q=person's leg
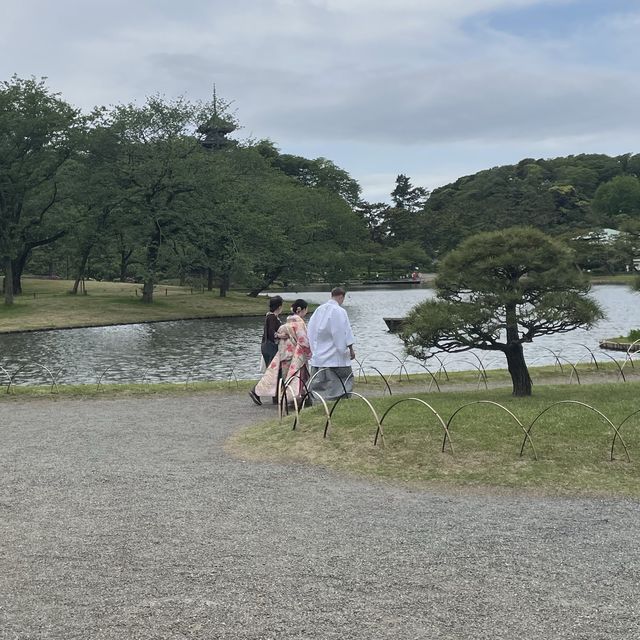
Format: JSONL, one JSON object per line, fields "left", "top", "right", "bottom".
{"left": 261, "top": 341, "right": 278, "bottom": 367}
{"left": 327, "top": 366, "right": 353, "bottom": 399}
{"left": 308, "top": 367, "right": 329, "bottom": 401}
{"left": 273, "top": 365, "right": 282, "bottom": 404}
{"left": 248, "top": 387, "right": 262, "bottom": 405}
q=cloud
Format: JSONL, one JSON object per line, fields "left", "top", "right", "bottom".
{"left": 269, "top": 61, "right": 640, "bottom": 145}
{"left": 2, "top": 0, "right": 639, "bottom": 201}
{"left": 111, "top": 2, "right": 640, "bottom": 149}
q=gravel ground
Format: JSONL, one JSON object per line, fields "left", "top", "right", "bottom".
{"left": 1, "top": 392, "right": 639, "bottom": 640}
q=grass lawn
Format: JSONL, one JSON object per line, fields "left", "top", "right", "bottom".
{"left": 589, "top": 273, "right": 638, "bottom": 285}
{"left": 0, "top": 379, "right": 245, "bottom": 399}
{"left": 0, "top": 278, "right": 270, "bottom": 332}
{"left": 229, "top": 381, "right": 640, "bottom": 498}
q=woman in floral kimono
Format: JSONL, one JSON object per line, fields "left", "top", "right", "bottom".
{"left": 250, "top": 299, "right": 311, "bottom": 406}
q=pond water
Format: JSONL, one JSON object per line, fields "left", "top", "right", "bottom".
{"left": 1, "top": 284, "right": 637, "bottom": 386}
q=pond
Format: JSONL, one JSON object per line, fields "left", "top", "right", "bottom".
{"left": 1, "top": 285, "right": 637, "bottom": 386}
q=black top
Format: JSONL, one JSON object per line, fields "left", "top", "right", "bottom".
{"left": 261, "top": 312, "right": 282, "bottom": 345}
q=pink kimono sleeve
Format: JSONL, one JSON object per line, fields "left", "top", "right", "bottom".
{"left": 296, "top": 323, "right": 312, "bottom": 357}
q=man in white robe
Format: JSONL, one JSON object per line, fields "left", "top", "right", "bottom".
{"left": 307, "top": 287, "right": 356, "bottom": 400}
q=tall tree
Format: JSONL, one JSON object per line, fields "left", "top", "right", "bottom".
{"left": 0, "top": 76, "right": 79, "bottom": 303}
{"left": 391, "top": 174, "right": 429, "bottom": 212}
{"left": 401, "top": 228, "right": 604, "bottom": 396}
{"left": 188, "top": 148, "right": 253, "bottom": 296}
{"left": 105, "top": 96, "right": 208, "bottom": 303}
{"left": 355, "top": 201, "right": 391, "bottom": 244}
{"left": 229, "top": 142, "right": 369, "bottom": 295}
{"left": 386, "top": 174, "right": 430, "bottom": 244}
{"left": 61, "top": 111, "right": 126, "bottom": 293}
{"left": 245, "top": 169, "right": 368, "bottom": 296}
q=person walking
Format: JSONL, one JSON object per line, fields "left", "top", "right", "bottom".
{"left": 260, "top": 295, "right": 283, "bottom": 368}
{"left": 249, "top": 295, "right": 283, "bottom": 406}
{"left": 306, "top": 287, "right": 355, "bottom": 400}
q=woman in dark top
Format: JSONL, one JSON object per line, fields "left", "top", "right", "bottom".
{"left": 249, "top": 295, "right": 283, "bottom": 405}
{"left": 261, "top": 295, "right": 283, "bottom": 367}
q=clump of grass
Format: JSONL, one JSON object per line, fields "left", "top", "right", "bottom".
{"left": 605, "top": 328, "right": 640, "bottom": 344}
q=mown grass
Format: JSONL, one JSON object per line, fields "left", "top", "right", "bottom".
{"left": 0, "top": 379, "right": 249, "bottom": 401}
{"left": 589, "top": 273, "right": 637, "bottom": 285}
{"left": 364, "top": 359, "right": 636, "bottom": 390}
{"left": 229, "top": 381, "right": 640, "bottom": 498}
{"left": 0, "top": 279, "right": 269, "bottom": 332}
{"left": 1, "top": 360, "right": 634, "bottom": 400}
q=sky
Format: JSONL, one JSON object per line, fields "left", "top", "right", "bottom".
{"left": 2, "top": 0, "right": 639, "bottom": 202}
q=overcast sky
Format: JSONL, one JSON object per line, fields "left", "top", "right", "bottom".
{"left": 2, "top": 0, "right": 639, "bottom": 201}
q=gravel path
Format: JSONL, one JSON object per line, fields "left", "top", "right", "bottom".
{"left": 1, "top": 393, "right": 639, "bottom": 639}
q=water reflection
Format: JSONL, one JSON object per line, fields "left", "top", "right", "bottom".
{"left": 1, "top": 285, "right": 637, "bottom": 385}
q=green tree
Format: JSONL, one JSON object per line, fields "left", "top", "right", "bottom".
{"left": 380, "top": 241, "right": 430, "bottom": 278}
{"left": 592, "top": 175, "right": 640, "bottom": 222}
{"left": 104, "top": 96, "right": 207, "bottom": 303}
{"left": 386, "top": 174, "right": 429, "bottom": 244}
{"left": 421, "top": 153, "right": 640, "bottom": 256}
{"left": 189, "top": 147, "right": 265, "bottom": 296}
{"left": 391, "top": 174, "right": 429, "bottom": 212}
{"left": 245, "top": 171, "right": 367, "bottom": 295}
{"left": 0, "top": 76, "right": 79, "bottom": 303}
{"left": 229, "top": 142, "right": 369, "bottom": 295}
{"left": 60, "top": 111, "right": 127, "bottom": 293}
{"left": 401, "top": 228, "right": 604, "bottom": 396}
{"left": 355, "top": 201, "right": 390, "bottom": 244}
{"left": 266, "top": 148, "right": 361, "bottom": 208}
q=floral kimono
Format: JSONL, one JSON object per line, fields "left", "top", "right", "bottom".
{"left": 255, "top": 314, "right": 311, "bottom": 402}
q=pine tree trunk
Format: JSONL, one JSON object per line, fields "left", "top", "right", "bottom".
{"left": 71, "top": 247, "right": 92, "bottom": 295}
{"left": 119, "top": 248, "right": 133, "bottom": 282}
{"left": 248, "top": 268, "right": 283, "bottom": 297}
{"left": 502, "top": 301, "right": 531, "bottom": 396}
{"left": 11, "top": 254, "right": 26, "bottom": 295}
{"left": 142, "top": 228, "right": 160, "bottom": 304}
{"left": 219, "top": 272, "right": 230, "bottom": 298}
{"left": 504, "top": 343, "right": 532, "bottom": 397}
{"left": 4, "top": 258, "right": 14, "bottom": 306}
{"left": 142, "top": 278, "right": 154, "bottom": 304}
{"left": 207, "top": 268, "right": 214, "bottom": 292}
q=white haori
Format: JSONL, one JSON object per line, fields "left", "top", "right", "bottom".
{"left": 307, "top": 299, "right": 355, "bottom": 368}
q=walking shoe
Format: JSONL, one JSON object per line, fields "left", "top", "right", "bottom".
{"left": 248, "top": 388, "right": 262, "bottom": 406}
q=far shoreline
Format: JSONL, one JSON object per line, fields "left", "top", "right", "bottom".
{"left": 0, "top": 312, "right": 269, "bottom": 336}
{"left": 0, "top": 274, "right": 633, "bottom": 335}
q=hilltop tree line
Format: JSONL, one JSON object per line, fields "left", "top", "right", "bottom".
{"left": 2, "top": 75, "right": 640, "bottom": 307}
{"left": 422, "top": 154, "right": 640, "bottom": 269}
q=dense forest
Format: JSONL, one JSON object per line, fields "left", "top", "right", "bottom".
{"left": 2, "top": 75, "right": 639, "bottom": 306}
{"left": 354, "top": 154, "right": 640, "bottom": 276}
{"left": 421, "top": 154, "right": 640, "bottom": 268}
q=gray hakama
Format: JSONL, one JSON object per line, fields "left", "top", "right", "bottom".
{"left": 309, "top": 366, "right": 354, "bottom": 401}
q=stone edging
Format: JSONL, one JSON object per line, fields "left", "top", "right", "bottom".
{"left": 599, "top": 340, "right": 640, "bottom": 352}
